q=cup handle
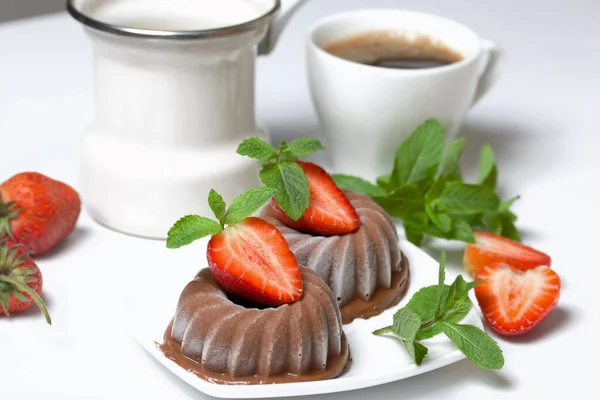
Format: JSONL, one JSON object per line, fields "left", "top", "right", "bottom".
{"left": 258, "top": 0, "right": 308, "bottom": 55}
{"left": 472, "top": 39, "right": 504, "bottom": 105}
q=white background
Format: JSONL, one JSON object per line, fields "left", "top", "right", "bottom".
{"left": 0, "top": 0, "right": 597, "bottom": 398}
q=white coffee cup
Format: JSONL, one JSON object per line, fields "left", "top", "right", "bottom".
{"left": 307, "top": 9, "right": 503, "bottom": 180}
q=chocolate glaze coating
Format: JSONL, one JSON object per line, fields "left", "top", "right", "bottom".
{"left": 260, "top": 191, "right": 409, "bottom": 323}
{"left": 160, "top": 267, "right": 350, "bottom": 384}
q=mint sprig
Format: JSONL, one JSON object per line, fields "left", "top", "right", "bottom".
{"left": 374, "top": 250, "right": 504, "bottom": 370}
{"left": 331, "top": 119, "right": 521, "bottom": 246}
{"left": 166, "top": 187, "right": 276, "bottom": 249}
{"left": 237, "top": 137, "right": 325, "bottom": 221}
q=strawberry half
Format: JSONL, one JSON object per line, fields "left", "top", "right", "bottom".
{"left": 207, "top": 217, "right": 303, "bottom": 306}
{"left": 475, "top": 264, "right": 560, "bottom": 336}
{"left": 464, "top": 232, "right": 551, "bottom": 277}
{"left": 271, "top": 162, "right": 360, "bottom": 236}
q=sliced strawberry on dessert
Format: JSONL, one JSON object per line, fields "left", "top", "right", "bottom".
{"left": 271, "top": 162, "right": 360, "bottom": 236}
{"left": 475, "top": 263, "right": 560, "bottom": 336}
{"left": 207, "top": 217, "right": 303, "bottom": 306}
{"left": 464, "top": 232, "right": 551, "bottom": 277}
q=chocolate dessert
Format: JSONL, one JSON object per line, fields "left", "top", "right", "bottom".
{"left": 160, "top": 267, "right": 350, "bottom": 385}
{"left": 261, "top": 191, "right": 410, "bottom": 324}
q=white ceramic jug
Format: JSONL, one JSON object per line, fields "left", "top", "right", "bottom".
{"left": 68, "top": 0, "right": 307, "bottom": 239}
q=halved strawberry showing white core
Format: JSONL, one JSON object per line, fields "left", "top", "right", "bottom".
{"left": 475, "top": 263, "right": 560, "bottom": 336}
{"left": 207, "top": 217, "right": 303, "bottom": 306}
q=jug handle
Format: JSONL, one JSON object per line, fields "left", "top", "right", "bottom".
{"left": 258, "top": 0, "right": 308, "bottom": 55}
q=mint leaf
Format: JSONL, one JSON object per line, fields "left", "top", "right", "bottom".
{"left": 442, "top": 275, "right": 479, "bottom": 323}
{"left": 499, "top": 196, "right": 520, "bottom": 213}
{"left": 438, "top": 322, "right": 504, "bottom": 370}
{"left": 453, "top": 219, "right": 476, "bottom": 243}
{"left": 376, "top": 174, "right": 393, "bottom": 192}
{"left": 478, "top": 145, "right": 497, "bottom": 189}
{"left": 435, "top": 250, "right": 447, "bottom": 317}
{"left": 331, "top": 174, "right": 385, "bottom": 197}
{"left": 391, "top": 119, "right": 445, "bottom": 187}
{"left": 281, "top": 138, "right": 325, "bottom": 158}
{"left": 166, "top": 216, "right": 223, "bottom": 249}
{"left": 208, "top": 189, "right": 226, "bottom": 225}
{"left": 374, "top": 308, "right": 426, "bottom": 366}
{"left": 404, "top": 228, "right": 424, "bottom": 247}
{"left": 481, "top": 213, "right": 502, "bottom": 235}
{"left": 413, "top": 342, "right": 429, "bottom": 366}
{"left": 391, "top": 308, "right": 422, "bottom": 341}
{"left": 425, "top": 178, "right": 447, "bottom": 203}
{"left": 237, "top": 137, "right": 278, "bottom": 164}
{"left": 438, "top": 137, "right": 467, "bottom": 180}
{"left": 406, "top": 285, "right": 440, "bottom": 321}
{"left": 426, "top": 205, "right": 452, "bottom": 233}
{"left": 444, "top": 275, "right": 470, "bottom": 309}
{"left": 223, "top": 188, "right": 276, "bottom": 225}
{"left": 434, "top": 182, "right": 500, "bottom": 215}
{"left": 500, "top": 214, "right": 521, "bottom": 241}
{"left": 260, "top": 162, "right": 309, "bottom": 221}
{"left": 373, "top": 185, "right": 423, "bottom": 220}
{"left": 403, "top": 282, "right": 473, "bottom": 340}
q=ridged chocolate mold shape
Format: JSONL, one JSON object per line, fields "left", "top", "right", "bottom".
{"left": 261, "top": 191, "right": 410, "bottom": 324}
{"left": 160, "top": 267, "right": 350, "bottom": 384}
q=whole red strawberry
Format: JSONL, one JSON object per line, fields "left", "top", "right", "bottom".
{"left": 0, "top": 172, "right": 81, "bottom": 255}
{"left": 0, "top": 239, "right": 51, "bottom": 324}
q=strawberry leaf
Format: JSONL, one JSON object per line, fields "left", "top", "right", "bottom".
{"left": 166, "top": 216, "right": 223, "bottom": 249}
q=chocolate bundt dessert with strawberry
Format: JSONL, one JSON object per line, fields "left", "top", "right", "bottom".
{"left": 261, "top": 162, "right": 410, "bottom": 324}
{"left": 162, "top": 191, "right": 350, "bottom": 384}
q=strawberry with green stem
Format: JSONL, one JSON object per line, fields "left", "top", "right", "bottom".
{"left": 0, "top": 239, "right": 51, "bottom": 324}
{"left": 0, "top": 172, "right": 81, "bottom": 255}
{"left": 167, "top": 187, "right": 304, "bottom": 306}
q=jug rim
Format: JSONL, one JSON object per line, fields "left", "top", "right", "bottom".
{"left": 67, "top": 0, "right": 281, "bottom": 40}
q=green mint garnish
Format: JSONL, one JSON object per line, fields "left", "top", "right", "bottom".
{"left": 478, "top": 144, "right": 498, "bottom": 189}
{"left": 166, "top": 187, "right": 276, "bottom": 249}
{"left": 332, "top": 119, "right": 521, "bottom": 245}
{"left": 237, "top": 137, "right": 324, "bottom": 221}
{"left": 391, "top": 119, "right": 445, "bottom": 188}
{"left": 438, "top": 322, "right": 504, "bottom": 370}
{"left": 438, "top": 137, "right": 467, "bottom": 180}
{"left": 222, "top": 187, "right": 277, "bottom": 225}
{"left": 208, "top": 189, "right": 226, "bottom": 224}
{"left": 373, "top": 250, "right": 504, "bottom": 370}
{"left": 166, "top": 216, "right": 223, "bottom": 249}
{"left": 332, "top": 174, "right": 385, "bottom": 197}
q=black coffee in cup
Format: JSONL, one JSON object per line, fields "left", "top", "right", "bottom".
{"left": 323, "top": 30, "right": 463, "bottom": 69}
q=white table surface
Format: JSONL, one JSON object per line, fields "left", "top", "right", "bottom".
{"left": 0, "top": 0, "right": 597, "bottom": 399}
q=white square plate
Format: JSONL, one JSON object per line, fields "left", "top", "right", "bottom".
{"left": 124, "top": 238, "right": 483, "bottom": 398}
